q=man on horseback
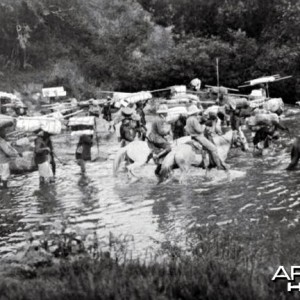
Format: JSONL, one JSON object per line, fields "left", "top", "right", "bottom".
{"left": 148, "top": 104, "right": 172, "bottom": 175}
{"left": 185, "top": 105, "right": 229, "bottom": 171}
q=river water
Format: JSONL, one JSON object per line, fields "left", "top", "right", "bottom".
{"left": 1, "top": 107, "right": 300, "bottom": 257}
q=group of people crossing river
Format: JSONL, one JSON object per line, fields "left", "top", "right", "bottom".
{"left": 112, "top": 80, "right": 293, "bottom": 183}
{"left": 0, "top": 77, "right": 297, "bottom": 189}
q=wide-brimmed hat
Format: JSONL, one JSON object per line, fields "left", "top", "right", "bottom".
{"left": 156, "top": 104, "right": 168, "bottom": 114}
{"left": 187, "top": 104, "right": 201, "bottom": 116}
{"left": 122, "top": 107, "right": 134, "bottom": 116}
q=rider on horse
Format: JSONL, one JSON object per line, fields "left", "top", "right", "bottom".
{"left": 148, "top": 104, "right": 172, "bottom": 175}
{"left": 185, "top": 105, "right": 229, "bottom": 171}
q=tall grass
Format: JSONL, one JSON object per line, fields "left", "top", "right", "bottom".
{"left": 1, "top": 220, "right": 300, "bottom": 300}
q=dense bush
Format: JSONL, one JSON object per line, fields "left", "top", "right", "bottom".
{"left": 0, "top": 0, "right": 299, "bottom": 102}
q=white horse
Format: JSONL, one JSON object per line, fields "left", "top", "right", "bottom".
{"left": 113, "top": 128, "right": 248, "bottom": 182}
{"left": 113, "top": 137, "right": 190, "bottom": 179}
{"left": 158, "top": 129, "right": 247, "bottom": 183}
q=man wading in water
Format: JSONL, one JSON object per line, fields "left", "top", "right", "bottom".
{"left": 119, "top": 107, "right": 137, "bottom": 147}
{"left": 34, "top": 129, "right": 55, "bottom": 184}
{"left": 0, "top": 128, "right": 18, "bottom": 189}
{"left": 76, "top": 134, "right": 93, "bottom": 174}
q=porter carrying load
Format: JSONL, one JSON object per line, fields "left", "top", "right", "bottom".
{"left": 246, "top": 113, "right": 280, "bottom": 128}
{"left": 116, "top": 91, "right": 152, "bottom": 108}
{"left": 16, "top": 116, "right": 62, "bottom": 135}
{"left": 166, "top": 107, "right": 188, "bottom": 123}
{"left": 68, "top": 116, "right": 95, "bottom": 136}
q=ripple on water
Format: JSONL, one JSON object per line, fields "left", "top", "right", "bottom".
{"left": 1, "top": 114, "right": 300, "bottom": 256}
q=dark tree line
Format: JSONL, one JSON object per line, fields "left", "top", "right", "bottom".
{"left": 0, "top": 0, "right": 299, "bottom": 102}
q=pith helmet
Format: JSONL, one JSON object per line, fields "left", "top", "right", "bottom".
{"left": 187, "top": 104, "right": 201, "bottom": 116}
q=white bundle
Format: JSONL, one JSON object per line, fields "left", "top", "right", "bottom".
{"left": 168, "top": 98, "right": 190, "bottom": 104}
{"left": 227, "top": 97, "right": 249, "bottom": 109}
{"left": 0, "top": 92, "right": 19, "bottom": 101}
{"left": 250, "top": 76, "right": 276, "bottom": 86}
{"left": 0, "top": 114, "right": 14, "bottom": 129}
{"left": 68, "top": 116, "right": 95, "bottom": 127}
{"left": 170, "top": 85, "right": 187, "bottom": 94}
{"left": 204, "top": 105, "right": 219, "bottom": 116}
{"left": 16, "top": 118, "right": 40, "bottom": 132}
{"left": 210, "top": 86, "right": 228, "bottom": 95}
{"left": 250, "top": 89, "right": 264, "bottom": 98}
{"left": 126, "top": 91, "right": 152, "bottom": 104}
{"left": 186, "top": 94, "right": 199, "bottom": 101}
{"left": 247, "top": 113, "right": 279, "bottom": 127}
{"left": 190, "top": 78, "right": 201, "bottom": 90}
{"left": 166, "top": 106, "right": 187, "bottom": 123}
{"left": 15, "top": 137, "right": 31, "bottom": 147}
{"left": 114, "top": 91, "right": 152, "bottom": 107}
{"left": 249, "top": 98, "right": 266, "bottom": 108}
{"left": 113, "top": 92, "right": 132, "bottom": 102}
{"left": 92, "top": 99, "right": 106, "bottom": 106}
{"left": 263, "top": 98, "right": 284, "bottom": 113}
{"left": 49, "top": 111, "right": 64, "bottom": 120}
{"left": 16, "top": 117, "right": 62, "bottom": 134}
{"left": 40, "top": 119, "right": 62, "bottom": 134}
{"left": 253, "top": 108, "right": 269, "bottom": 115}
{"left": 71, "top": 130, "right": 94, "bottom": 136}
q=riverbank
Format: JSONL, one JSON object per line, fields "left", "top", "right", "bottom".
{"left": 0, "top": 222, "right": 298, "bottom": 300}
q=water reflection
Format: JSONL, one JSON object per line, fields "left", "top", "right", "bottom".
{"left": 33, "top": 184, "right": 59, "bottom": 215}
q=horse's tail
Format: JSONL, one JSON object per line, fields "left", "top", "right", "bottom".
{"left": 158, "top": 151, "right": 176, "bottom": 182}
{"left": 113, "top": 147, "right": 127, "bottom": 176}
{"left": 287, "top": 138, "right": 300, "bottom": 171}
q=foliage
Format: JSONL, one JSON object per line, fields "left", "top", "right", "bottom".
{"left": 0, "top": 0, "right": 299, "bottom": 102}
{"left": 1, "top": 220, "right": 300, "bottom": 299}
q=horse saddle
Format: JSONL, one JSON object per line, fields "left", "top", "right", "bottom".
{"left": 186, "top": 138, "right": 212, "bottom": 168}
{"left": 185, "top": 139, "right": 203, "bottom": 155}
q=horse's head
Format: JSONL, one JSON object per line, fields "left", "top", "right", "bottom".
{"left": 232, "top": 129, "right": 249, "bottom": 152}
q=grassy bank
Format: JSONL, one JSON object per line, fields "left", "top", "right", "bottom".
{"left": 1, "top": 221, "right": 300, "bottom": 300}
{"left": 0, "top": 255, "right": 284, "bottom": 300}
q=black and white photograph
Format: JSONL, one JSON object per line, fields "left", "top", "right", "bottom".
{"left": 0, "top": 0, "right": 300, "bottom": 299}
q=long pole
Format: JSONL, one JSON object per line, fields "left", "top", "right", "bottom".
{"left": 216, "top": 58, "right": 220, "bottom": 88}
{"left": 94, "top": 118, "right": 100, "bottom": 157}
{"left": 266, "top": 83, "right": 270, "bottom": 98}
{"left": 216, "top": 58, "right": 220, "bottom": 101}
